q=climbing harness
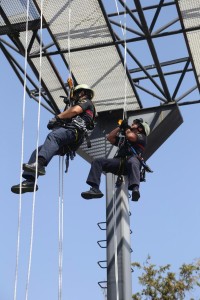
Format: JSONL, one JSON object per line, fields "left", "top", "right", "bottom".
{"left": 128, "top": 143, "right": 153, "bottom": 173}
{"left": 114, "top": 132, "right": 153, "bottom": 187}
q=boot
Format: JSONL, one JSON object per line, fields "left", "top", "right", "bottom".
{"left": 23, "top": 162, "right": 46, "bottom": 176}
{"left": 132, "top": 186, "right": 140, "bottom": 201}
{"left": 81, "top": 187, "right": 104, "bottom": 200}
{"left": 11, "top": 180, "right": 38, "bottom": 194}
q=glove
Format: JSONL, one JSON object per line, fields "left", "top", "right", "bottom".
{"left": 119, "top": 119, "right": 131, "bottom": 131}
{"left": 47, "top": 116, "right": 61, "bottom": 130}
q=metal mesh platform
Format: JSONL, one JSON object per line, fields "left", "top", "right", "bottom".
{"left": 177, "top": 0, "right": 200, "bottom": 89}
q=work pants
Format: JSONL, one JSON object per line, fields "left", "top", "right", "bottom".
{"left": 23, "top": 127, "right": 78, "bottom": 180}
{"left": 86, "top": 156, "right": 141, "bottom": 190}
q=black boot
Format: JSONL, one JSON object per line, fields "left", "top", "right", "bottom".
{"left": 11, "top": 180, "right": 38, "bottom": 194}
{"left": 131, "top": 186, "right": 140, "bottom": 201}
{"left": 23, "top": 162, "right": 46, "bottom": 176}
{"left": 81, "top": 187, "right": 104, "bottom": 200}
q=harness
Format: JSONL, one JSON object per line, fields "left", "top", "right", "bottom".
{"left": 115, "top": 135, "right": 153, "bottom": 187}
{"left": 57, "top": 92, "right": 95, "bottom": 172}
{"left": 57, "top": 120, "right": 91, "bottom": 172}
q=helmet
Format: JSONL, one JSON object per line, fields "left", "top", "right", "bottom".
{"left": 133, "top": 118, "right": 150, "bottom": 136}
{"left": 73, "top": 84, "right": 94, "bottom": 99}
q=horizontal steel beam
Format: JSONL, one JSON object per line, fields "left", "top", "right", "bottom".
{"left": 29, "top": 26, "right": 200, "bottom": 58}
{"left": 0, "top": 19, "right": 46, "bottom": 36}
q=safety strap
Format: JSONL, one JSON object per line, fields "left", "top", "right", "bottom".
{"left": 127, "top": 143, "right": 153, "bottom": 173}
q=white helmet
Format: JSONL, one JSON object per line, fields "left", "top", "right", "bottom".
{"left": 73, "top": 84, "right": 94, "bottom": 99}
{"left": 141, "top": 121, "right": 150, "bottom": 136}
{"left": 133, "top": 118, "right": 150, "bottom": 136}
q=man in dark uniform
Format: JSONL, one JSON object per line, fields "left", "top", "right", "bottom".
{"left": 81, "top": 118, "right": 150, "bottom": 201}
{"left": 11, "top": 84, "right": 96, "bottom": 194}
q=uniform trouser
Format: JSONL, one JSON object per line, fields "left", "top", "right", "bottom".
{"left": 23, "top": 127, "right": 78, "bottom": 181}
{"left": 86, "top": 156, "right": 141, "bottom": 191}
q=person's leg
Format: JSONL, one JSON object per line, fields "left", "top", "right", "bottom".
{"left": 81, "top": 158, "right": 121, "bottom": 199}
{"left": 126, "top": 156, "right": 141, "bottom": 201}
{"left": 11, "top": 146, "right": 44, "bottom": 194}
{"left": 11, "top": 128, "right": 77, "bottom": 194}
{"left": 23, "top": 128, "right": 76, "bottom": 175}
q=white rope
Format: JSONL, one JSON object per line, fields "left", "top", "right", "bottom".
{"left": 58, "top": 156, "right": 64, "bottom": 300}
{"left": 123, "top": 0, "right": 127, "bottom": 119}
{"left": 113, "top": 0, "right": 128, "bottom": 119}
{"left": 25, "top": 1, "right": 43, "bottom": 299}
{"left": 67, "top": 1, "right": 72, "bottom": 78}
{"left": 14, "top": 1, "right": 30, "bottom": 299}
{"left": 112, "top": 174, "right": 119, "bottom": 300}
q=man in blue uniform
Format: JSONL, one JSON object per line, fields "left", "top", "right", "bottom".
{"left": 81, "top": 118, "right": 150, "bottom": 201}
{"left": 11, "top": 84, "right": 96, "bottom": 194}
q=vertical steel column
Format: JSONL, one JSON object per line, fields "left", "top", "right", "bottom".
{"left": 106, "top": 173, "right": 132, "bottom": 300}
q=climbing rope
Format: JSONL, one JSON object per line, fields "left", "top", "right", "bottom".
{"left": 109, "top": 2, "right": 128, "bottom": 299}
{"left": 112, "top": 174, "right": 119, "bottom": 300}
{"left": 113, "top": 0, "right": 128, "bottom": 119}
{"left": 58, "top": 156, "right": 65, "bottom": 300}
{"left": 67, "top": 1, "right": 72, "bottom": 79}
{"left": 25, "top": 1, "right": 44, "bottom": 299}
{"left": 13, "top": 1, "right": 30, "bottom": 299}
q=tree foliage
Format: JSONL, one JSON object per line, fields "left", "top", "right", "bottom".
{"left": 132, "top": 256, "right": 200, "bottom": 300}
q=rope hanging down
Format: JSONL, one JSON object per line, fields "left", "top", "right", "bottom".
{"left": 112, "top": 174, "right": 120, "bottom": 300}
{"left": 58, "top": 3, "right": 72, "bottom": 299}
{"left": 114, "top": 0, "right": 128, "bottom": 119}
{"left": 14, "top": 0, "right": 30, "bottom": 299}
{"left": 58, "top": 156, "right": 65, "bottom": 300}
{"left": 67, "top": 1, "right": 72, "bottom": 79}
{"left": 109, "top": 3, "right": 128, "bottom": 300}
{"left": 25, "top": 1, "right": 44, "bottom": 299}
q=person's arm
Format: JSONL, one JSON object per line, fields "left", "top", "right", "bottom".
{"left": 107, "top": 127, "right": 120, "bottom": 145}
{"left": 125, "top": 128, "right": 138, "bottom": 143}
{"left": 57, "top": 105, "right": 83, "bottom": 119}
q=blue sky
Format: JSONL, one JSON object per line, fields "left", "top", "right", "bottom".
{"left": 1, "top": 51, "right": 200, "bottom": 300}
{"left": 1, "top": 1, "right": 200, "bottom": 300}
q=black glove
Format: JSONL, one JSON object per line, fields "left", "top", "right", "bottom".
{"left": 119, "top": 119, "right": 131, "bottom": 131}
{"left": 47, "top": 116, "right": 61, "bottom": 130}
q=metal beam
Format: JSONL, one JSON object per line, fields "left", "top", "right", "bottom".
{"left": 106, "top": 175, "right": 132, "bottom": 300}
{"left": 0, "top": 19, "right": 46, "bottom": 36}
{"left": 149, "top": 0, "right": 165, "bottom": 33}
{"left": 129, "top": 57, "right": 190, "bottom": 74}
{"left": 132, "top": 68, "right": 193, "bottom": 82}
{"left": 107, "top": 1, "right": 176, "bottom": 17}
{"left": 133, "top": 0, "right": 172, "bottom": 101}
{"left": 28, "top": 25, "right": 200, "bottom": 58}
